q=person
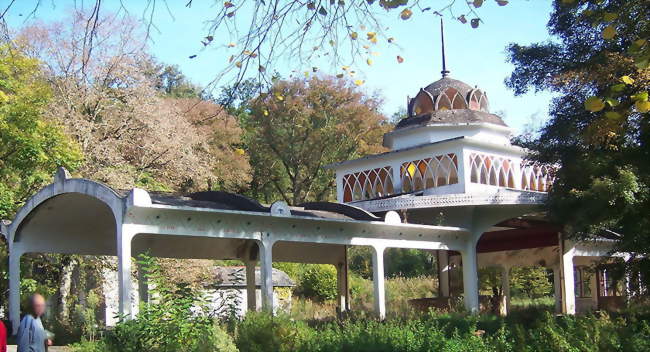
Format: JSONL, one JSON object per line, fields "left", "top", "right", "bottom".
{"left": 16, "top": 294, "right": 52, "bottom": 352}
{"left": 0, "top": 318, "right": 7, "bottom": 352}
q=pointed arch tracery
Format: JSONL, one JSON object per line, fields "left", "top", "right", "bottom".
{"left": 342, "top": 166, "right": 394, "bottom": 202}
{"left": 400, "top": 153, "right": 459, "bottom": 193}
{"left": 469, "top": 153, "right": 516, "bottom": 188}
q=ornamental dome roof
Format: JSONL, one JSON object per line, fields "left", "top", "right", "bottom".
{"left": 401, "top": 76, "right": 506, "bottom": 130}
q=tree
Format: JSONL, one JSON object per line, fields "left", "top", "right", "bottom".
{"left": 17, "top": 11, "right": 250, "bottom": 192}
{"left": 1, "top": 1, "right": 502, "bottom": 88}
{"left": 0, "top": 44, "right": 81, "bottom": 219}
{"left": 0, "top": 43, "right": 82, "bottom": 313}
{"left": 506, "top": 0, "right": 650, "bottom": 268}
{"left": 245, "top": 76, "right": 390, "bottom": 204}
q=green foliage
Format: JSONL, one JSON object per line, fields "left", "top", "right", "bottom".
{"left": 506, "top": 0, "right": 650, "bottom": 270}
{"left": 235, "top": 312, "right": 313, "bottom": 352}
{"left": 349, "top": 247, "right": 435, "bottom": 279}
{"left": 77, "top": 253, "right": 237, "bottom": 352}
{"left": 298, "top": 265, "right": 338, "bottom": 301}
{"left": 0, "top": 43, "right": 82, "bottom": 219}
{"left": 510, "top": 267, "right": 553, "bottom": 299}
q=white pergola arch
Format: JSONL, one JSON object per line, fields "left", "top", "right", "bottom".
{"left": 0, "top": 168, "right": 472, "bottom": 333}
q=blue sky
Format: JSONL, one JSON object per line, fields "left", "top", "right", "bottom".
{"left": 6, "top": 0, "right": 555, "bottom": 133}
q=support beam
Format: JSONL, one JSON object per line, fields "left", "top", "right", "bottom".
{"left": 461, "top": 243, "right": 480, "bottom": 314}
{"left": 553, "top": 267, "right": 562, "bottom": 313}
{"left": 259, "top": 240, "right": 274, "bottom": 312}
{"left": 589, "top": 268, "right": 599, "bottom": 310}
{"left": 117, "top": 227, "right": 134, "bottom": 319}
{"left": 9, "top": 249, "right": 21, "bottom": 335}
{"left": 372, "top": 246, "right": 386, "bottom": 319}
{"left": 245, "top": 259, "right": 257, "bottom": 312}
{"left": 437, "top": 250, "right": 450, "bottom": 297}
{"left": 499, "top": 266, "right": 510, "bottom": 316}
{"left": 336, "top": 260, "right": 349, "bottom": 316}
{"left": 560, "top": 242, "right": 576, "bottom": 315}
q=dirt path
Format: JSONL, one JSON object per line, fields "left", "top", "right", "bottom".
{"left": 7, "top": 346, "right": 69, "bottom": 352}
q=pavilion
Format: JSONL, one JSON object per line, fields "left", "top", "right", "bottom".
{"left": 0, "top": 22, "right": 637, "bottom": 336}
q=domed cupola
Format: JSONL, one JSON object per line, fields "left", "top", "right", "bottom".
{"left": 407, "top": 77, "right": 490, "bottom": 116}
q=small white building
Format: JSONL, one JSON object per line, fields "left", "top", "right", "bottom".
{"left": 204, "top": 266, "right": 294, "bottom": 318}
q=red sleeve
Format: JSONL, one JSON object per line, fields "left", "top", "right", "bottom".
{"left": 0, "top": 321, "right": 6, "bottom": 352}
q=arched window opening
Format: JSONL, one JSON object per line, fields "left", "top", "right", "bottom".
{"left": 469, "top": 89, "right": 483, "bottom": 111}
{"left": 412, "top": 91, "right": 434, "bottom": 116}
{"left": 479, "top": 92, "right": 489, "bottom": 111}
{"left": 507, "top": 172, "right": 515, "bottom": 188}
{"left": 352, "top": 180, "right": 363, "bottom": 201}
{"left": 435, "top": 93, "right": 452, "bottom": 110}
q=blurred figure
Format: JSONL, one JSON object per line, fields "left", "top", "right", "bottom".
{"left": 16, "top": 294, "right": 52, "bottom": 352}
{"left": 0, "top": 318, "right": 7, "bottom": 352}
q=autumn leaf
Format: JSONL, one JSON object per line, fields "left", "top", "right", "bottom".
{"left": 585, "top": 96, "right": 605, "bottom": 112}
{"left": 496, "top": 0, "right": 509, "bottom": 6}
{"left": 621, "top": 76, "right": 635, "bottom": 85}
{"left": 400, "top": 9, "right": 413, "bottom": 20}
{"left": 471, "top": 18, "right": 480, "bottom": 28}
{"left": 350, "top": 32, "right": 358, "bottom": 40}
{"left": 602, "top": 25, "right": 616, "bottom": 40}
{"left": 636, "top": 101, "right": 650, "bottom": 113}
{"left": 234, "top": 148, "right": 245, "bottom": 155}
{"left": 224, "top": 1, "right": 234, "bottom": 8}
{"left": 473, "top": 0, "right": 484, "bottom": 8}
{"left": 354, "top": 79, "right": 365, "bottom": 86}
{"left": 397, "top": 55, "right": 404, "bottom": 63}
{"left": 388, "top": 37, "right": 395, "bottom": 43}
{"left": 458, "top": 15, "right": 467, "bottom": 24}
{"left": 235, "top": 61, "right": 242, "bottom": 68}
{"left": 366, "top": 58, "right": 373, "bottom": 66}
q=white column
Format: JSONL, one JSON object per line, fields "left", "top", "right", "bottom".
{"left": 372, "top": 245, "right": 386, "bottom": 319}
{"left": 560, "top": 246, "right": 576, "bottom": 315}
{"left": 499, "top": 266, "right": 511, "bottom": 316}
{"left": 336, "top": 262, "right": 348, "bottom": 314}
{"left": 9, "top": 249, "right": 22, "bottom": 334}
{"left": 553, "top": 267, "right": 562, "bottom": 313}
{"left": 117, "top": 226, "right": 135, "bottom": 319}
{"left": 438, "top": 250, "right": 450, "bottom": 297}
{"left": 245, "top": 259, "right": 257, "bottom": 312}
{"left": 461, "top": 243, "right": 480, "bottom": 314}
{"left": 589, "top": 268, "right": 599, "bottom": 310}
{"left": 259, "top": 240, "right": 274, "bottom": 312}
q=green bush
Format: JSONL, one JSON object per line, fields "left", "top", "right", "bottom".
{"left": 297, "top": 265, "right": 338, "bottom": 301}
{"left": 236, "top": 312, "right": 313, "bottom": 352}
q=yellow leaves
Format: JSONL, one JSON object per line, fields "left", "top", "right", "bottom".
{"left": 243, "top": 50, "right": 258, "bottom": 58}
{"left": 354, "top": 79, "right": 365, "bottom": 86}
{"left": 400, "top": 9, "right": 413, "bottom": 20}
{"left": 636, "top": 101, "right": 650, "bottom": 113}
{"left": 342, "top": 65, "right": 350, "bottom": 71}
{"left": 396, "top": 55, "right": 404, "bottom": 63}
{"left": 602, "top": 25, "right": 616, "bottom": 40}
{"left": 585, "top": 96, "right": 605, "bottom": 112}
{"left": 235, "top": 61, "right": 242, "bottom": 68}
{"left": 274, "top": 92, "right": 284, "bottom": 101}
{"left": 603, "top": 12, "right": 618, "bottom": 22}
{"left": 621, "top": 76, "right": 635, "bottom": 85}
{"left": 263, "top": 109, "right": 269, "bottom": 116}
{"left": 350, "top": 32, "right": 358, "bottom": 40}
{"left": 367, "top": 32, "right": 377, "bottom": 44}
{"left": 234, "top": 148, "right": 245, "bottom": 155}
{"left": 366, "top": 58, "right": 373, "bottom": 66}
{"left": 227, "top": 42, "right": 236, "bottom": 48}
{"left": 0, "top": 90, "right": 8, "bottom": 103}
{"left": 472, "top": 0, "right": 484, "bottom": 8}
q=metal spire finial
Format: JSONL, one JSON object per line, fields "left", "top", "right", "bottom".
{"left": 440, "top": 18, "right": 450, "bottom": 78}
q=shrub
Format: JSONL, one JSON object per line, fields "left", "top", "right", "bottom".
{"left": 297, "top": 265, "right": 338, "bottom": 301}
{"left": 236, "top": 312, "right": 313, "bottom": 352}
